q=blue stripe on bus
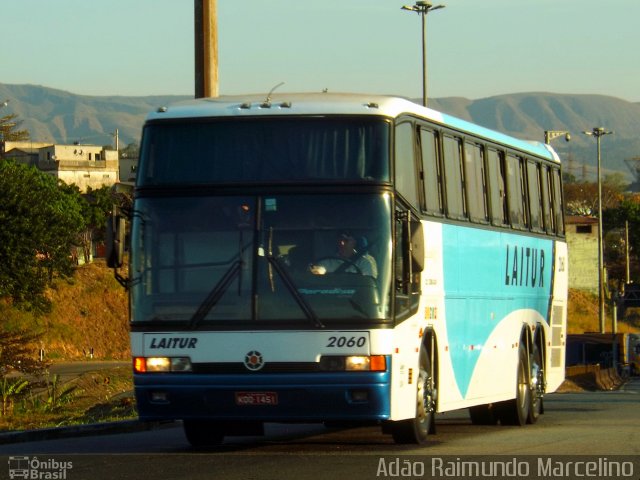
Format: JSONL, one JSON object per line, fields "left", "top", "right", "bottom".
{"left": 442, "top": 224, "right": 553, "bottom": 398}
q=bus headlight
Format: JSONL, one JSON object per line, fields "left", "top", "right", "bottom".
{"left": 134, "top": 357, "right": 193, "bottom": 373}
{"left": 346, "top": 356, "right": 370, "bottom": 371}
{"left": 320, "top": 355, "right": 386, "bottom": 372}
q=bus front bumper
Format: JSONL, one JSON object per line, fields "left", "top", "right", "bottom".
{"left": 134, "top": 370, "right": 391, "bottom": 423}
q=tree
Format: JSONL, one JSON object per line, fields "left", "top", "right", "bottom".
{"left": 77, "top": 185, "right": 116, "bottom": 261}
{"left": 0, "top": 161, "right": 85, "bottom": 311}
{"left": 0, "top": 112, "right": 30, "bottom": 142}
{"left": 120, "top": 142, "right": 139, "bottom": 160}
{"left": 83, "top": 186, "right": 115, "bottom": 240}
{"left": 603, "top": 197, "right": 640, "bottom": 284}
{"left": 564, "top": 174, "right": 627, "bottom": 216}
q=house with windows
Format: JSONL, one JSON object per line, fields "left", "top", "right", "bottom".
{"left": 2, "top": 141, "right": 119, "bottom": 192}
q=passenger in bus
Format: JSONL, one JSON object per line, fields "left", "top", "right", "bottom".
{"left": 314, "top": 233, "right": 378, "bottom": 278}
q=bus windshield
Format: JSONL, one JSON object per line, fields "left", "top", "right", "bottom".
{"left": 138, "top": 117, "right": 390, "bottom": 185}
{"left": 130, "top": 193, "right": 393, "bottom": 326}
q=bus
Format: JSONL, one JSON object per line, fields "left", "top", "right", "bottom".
{"left": 108, "top": 93, "right": 568, "bottom": 446}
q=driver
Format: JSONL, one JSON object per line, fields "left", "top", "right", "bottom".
{"left": 316, "top": 233, "right": 377, "bottom": 278}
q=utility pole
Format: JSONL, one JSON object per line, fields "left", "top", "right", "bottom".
{"left": 583, "top": 127, "right": 614, "bottom": 334}
{"left": 0, "top": 100, "right": 9, "bottom": 148}
{"left": 194, "top": 0, "right": 219, "bottom": 99}
{"left": 113, "top": 128, "right": 119, "bottom": 152}
{"left": 625, "top": 220, "right": 630, "bottom": 284}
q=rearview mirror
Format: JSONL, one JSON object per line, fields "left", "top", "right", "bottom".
{"left": 410, "top": 220, "right": 425, "bottom": 273}
{"left": 106, "top": 209, "right": 126, "bottom": 269}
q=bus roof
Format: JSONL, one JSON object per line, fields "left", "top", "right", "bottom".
{"left": 147, "top": 92, "right": 559, "bottom": 162}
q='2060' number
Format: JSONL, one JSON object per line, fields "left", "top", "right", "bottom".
{"left": 326, "top": 336, "right": 367, "bottom": 348}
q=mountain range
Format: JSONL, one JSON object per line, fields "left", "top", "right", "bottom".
{"left": 2, "top": 82, "right": 639, "bottom": 184}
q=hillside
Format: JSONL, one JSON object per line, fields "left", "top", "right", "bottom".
{"left": 568, "top": 289, "right": 639, "bottom": 334}
{"left": 44, "top": 261, "right": 130, "bottom": 359}
{"left": 2, "top": 83, "right": 640, "bottom": 183}
{"left": 0, "top": 82, "right": 188, "bottom": 146}
{"left": 1, "top": 260, "right": 130, "bottom": 361}
{"left": 430, "top": 93, "right": 640, "bottom": 182}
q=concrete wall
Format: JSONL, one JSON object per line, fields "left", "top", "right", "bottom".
{"left": 566, "top": 218, "right": 599, "bottom": 293}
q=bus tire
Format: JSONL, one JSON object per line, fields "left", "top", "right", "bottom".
{"left": 527, "top": 337, "right": 544, "bottom": 424}
{"left": 391, "top": 347, "right": 435, "bottom": 444}
{"left": 183, "top": 420, "right": 225, "bottom": 448}
{"left": 496, "top": 341, "right": 530, "bottom": 426}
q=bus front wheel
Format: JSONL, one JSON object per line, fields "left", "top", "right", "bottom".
{"left": 390, "top": 348, "right": 436, "bottom": 444}
{"left": 527, "top": 339, "right": 544, "bottom": 424}
{"left": 496, "top": 342, "right": 530, "bottom": 426}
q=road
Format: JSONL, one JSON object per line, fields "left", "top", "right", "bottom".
{"left": 2, "top": 378, "right": 639, "bottom": 480}
{"left": 49, "top": 360, "right": 130, "bottom": 377}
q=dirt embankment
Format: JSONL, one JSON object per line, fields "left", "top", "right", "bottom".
{"left": 42, "top": 260, "right": 130, "bottom": 360}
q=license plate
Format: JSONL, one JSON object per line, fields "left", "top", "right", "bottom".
{"left": 235, "top": 391, "right": 278, "bottom": 406}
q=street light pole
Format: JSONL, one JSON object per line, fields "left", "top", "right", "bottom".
{"left": 583, "top": 127, "right": 614, "bottom": 334}
{"left": 401, "top": 1, "right": 445, "bottom": 107}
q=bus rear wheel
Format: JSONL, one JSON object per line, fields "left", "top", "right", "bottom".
{"left": 390, "top": 348, "right": 435, "bottom": 444}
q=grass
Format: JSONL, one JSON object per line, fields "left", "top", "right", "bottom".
{"left": 0, "top": 367, "right": 136, "bottom": 432}
{"left": 0, "top": 261, "right": 133, "bottom": 432}
{"left": 0, "top": 260, "right": 137, "bottom": 431}
{"left": 0, "top": 260, "right": 131, "bottom": 361}
{"left": 42, "top": 260, "right": 130, "bottom": 360}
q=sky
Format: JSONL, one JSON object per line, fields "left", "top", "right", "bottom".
{"left": 1, "top": 0, "right": 639, "bottom": 102}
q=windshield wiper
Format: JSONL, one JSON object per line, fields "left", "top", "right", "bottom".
{"left": 189, "top": 260, "right": 242, "bottom": 329}
{"left": 266, "top": 255, "right": 325, "bottom": 329}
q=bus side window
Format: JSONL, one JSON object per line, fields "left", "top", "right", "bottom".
{"left": 506, "top": 154, "right": 528, "bottom": 230}
{"left": 395, "top": 122, "right": 420, "bottom": 210}
{"left": 486, "top": 149, "right": 508, "bottom": 226}
{"left": 550, "top": 167, "right": 565, "bottom": 235}
{"left": 442, "top": 134, "right": 466, "bottom": 220}
{"left": 527, "top": 160, "right": 545, "bottom": 233}
{"left": 541, "top": 165, "right": 553, "bottom": 234}
{"left": 420, "top": 128, "right": 444, "bottom": 216}
{"left": 464, "top": 141, "right": 488, "bottom": 223}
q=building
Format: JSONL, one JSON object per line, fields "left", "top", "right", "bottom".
{"left": 2, "top": 141, "right": 119, "bottom": 192}
{"left": 0, "top": 141, "right": 52, "bottom": 165}
{"left": 565, "top": 215, "right": 599, "bottom": 293}
{"left": 119, "top": 154, "right": 138, "bottom": 183}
